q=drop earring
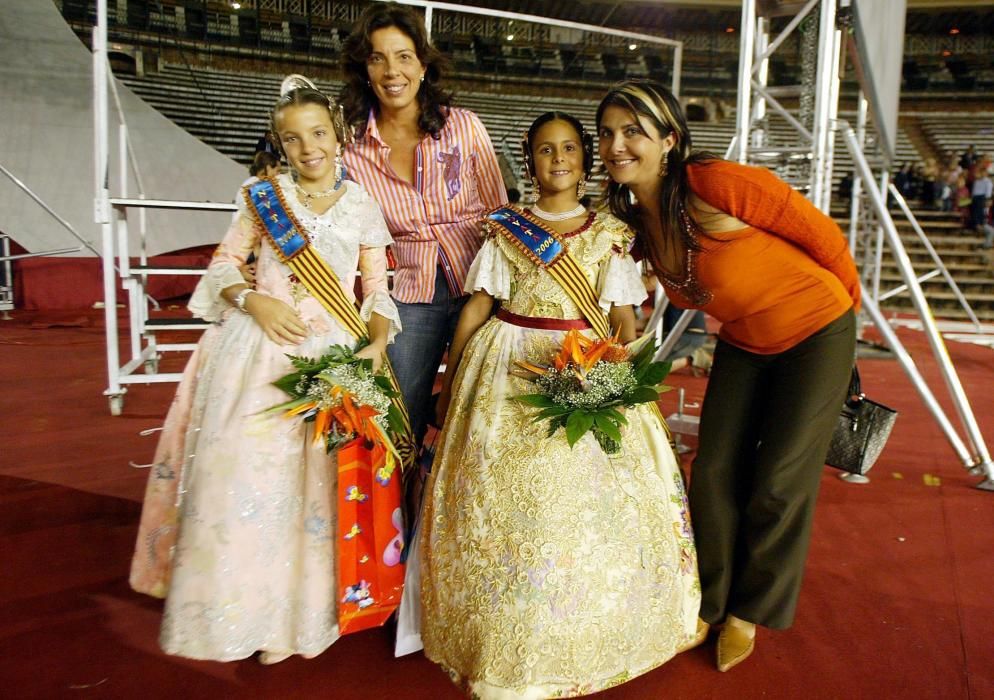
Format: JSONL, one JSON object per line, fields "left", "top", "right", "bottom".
{"left": 531, "top": 176, "right": 541, "bottom": 196}
{"left": 658, "top": 150, "right": 669, "bottom": 178}
{"left": 334, "top": 149, "right": 344, "bottom": 187}
{"left": 576, "top": 178, "right": 587, "bottom": 199}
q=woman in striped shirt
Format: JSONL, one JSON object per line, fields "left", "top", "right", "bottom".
{"left": 340, "top": 2, "right": 507, "bottom": 443}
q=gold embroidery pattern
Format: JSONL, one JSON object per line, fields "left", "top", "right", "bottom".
{"left": 420, "top": 213, "right": 700, "bottom": 699}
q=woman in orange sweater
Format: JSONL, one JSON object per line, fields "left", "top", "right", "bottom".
{"left": 596, "top": 80, "right": 859, "bottom": 672}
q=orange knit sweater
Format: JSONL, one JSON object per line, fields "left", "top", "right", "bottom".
{"left": 663, "top": 160, "right": 860, "bottom": 355}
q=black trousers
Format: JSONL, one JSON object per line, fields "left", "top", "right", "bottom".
{"left": 690, "top": 309, "right": 856, "bottom": 629}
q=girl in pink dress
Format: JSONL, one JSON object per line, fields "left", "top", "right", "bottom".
{"left": 129, "top": 77, "right": 401, "bottom": 664}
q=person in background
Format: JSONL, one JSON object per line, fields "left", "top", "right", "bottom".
{"left": 971, "top": 166, "right": 994, "bottom": 249}
{"left": 249, "top": 150, "right": 281, "bottom": 179}
{"left": 597, "top": 79, "right": 859, "bottom": 673}
{"left": 339, "top": 1, "right": 507, "bottom": 444}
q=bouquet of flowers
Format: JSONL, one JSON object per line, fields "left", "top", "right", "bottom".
{"left": 268, "top": 342, "right": 405, "bottom": 474}
{"left": 513, "top": 330, "right": 671, "bottom": 454}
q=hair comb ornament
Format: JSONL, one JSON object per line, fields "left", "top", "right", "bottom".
{"left": 280, "top": 74, "right": 317, "bottom": 97}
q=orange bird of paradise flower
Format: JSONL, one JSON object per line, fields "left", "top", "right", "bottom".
{"left": 279, "top": 386, "right": 398, "bottom": 472}
{"left": 516, "top": 328, "right": 627, "bottom": 379}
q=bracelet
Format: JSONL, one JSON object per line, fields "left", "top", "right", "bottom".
{"left": 233, "top": 288, "right": 257, "bottom": 313}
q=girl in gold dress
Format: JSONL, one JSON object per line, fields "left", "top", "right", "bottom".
{"left": 419, "top": 112, "right": 701, "bottom": 698}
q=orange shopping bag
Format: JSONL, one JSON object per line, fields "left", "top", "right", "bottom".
{"left": 337, "top": 437, "right": 406, "bottom": 635}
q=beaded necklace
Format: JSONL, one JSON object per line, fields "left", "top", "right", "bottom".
{"left": 651, "top": 202, "right": 713, "bottom": 307}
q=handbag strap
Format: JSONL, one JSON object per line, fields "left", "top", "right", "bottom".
{"left": 845, "top": 365, "right": 864, "bottom": 406}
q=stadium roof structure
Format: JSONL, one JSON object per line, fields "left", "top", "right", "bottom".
{"left": 451, "top": 0, "right": 993, "bottom": 37}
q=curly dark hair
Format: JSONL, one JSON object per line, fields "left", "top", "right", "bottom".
{"left": 339, "top": 2, "right": 452, "bottom": 140}
{"left": 521, "top": 111, "right": 595, "bottom": 182}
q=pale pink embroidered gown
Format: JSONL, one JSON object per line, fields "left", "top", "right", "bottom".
{"left": 129, "top": 175, "right": 401, "bottom": 661}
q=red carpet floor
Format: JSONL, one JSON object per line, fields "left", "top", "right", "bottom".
{"left": 1, "top": 310, "right": 992, "bottom": 699}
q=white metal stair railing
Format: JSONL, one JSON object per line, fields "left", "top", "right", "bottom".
{"left": 101, "top": 197, "right": 235, "bottom": 415}
{"left": 93, "top": 0, "right": 238, "bottom": 415}
{"left": 840, "top": 122, "right": 994, "bottom": 490}
{"left": 879, "top": 184, "right": 988, "bottom": 337}
{"left": 729, "top": 0, "right": 993, "bottom": 491}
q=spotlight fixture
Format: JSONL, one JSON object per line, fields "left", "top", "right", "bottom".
{"left": 725, "top": 26, "right": 735, "bottom": 33}
{"left": 231, "top": 1, "right": 241, "bottom": 8}
{"left": 628, "top": 43, "right": 637, "bottom": 51}
{"left": 507, "top": 33, "right": 514, "bottom": 41}
{"left": 949, "top": 27, "right": 959, "bottom": 35}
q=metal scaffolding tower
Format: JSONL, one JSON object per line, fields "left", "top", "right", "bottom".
{"left": 730, "top": 0, "right": 991, "bottom": 489}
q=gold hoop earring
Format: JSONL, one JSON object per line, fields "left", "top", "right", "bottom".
{"left": 576, "top": 178, "right": 587, "bottom": 199}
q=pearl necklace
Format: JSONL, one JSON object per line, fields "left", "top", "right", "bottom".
{"left": 295, "top": 177, "right": 343, "bottom": 210}
{"left": 530, "top": 202, "right": 587, "bottom": 221}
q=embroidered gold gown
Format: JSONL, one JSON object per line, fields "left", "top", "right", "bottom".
{"left": 419, "top": 209, "right": 701, "bottom": 699}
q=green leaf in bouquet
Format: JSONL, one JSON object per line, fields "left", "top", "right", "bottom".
{"left": 605, "top": 407, "right": 629, "bottom": 426}
{"left": 546, "top": 414, "right": 568, "bottom": 438}
{"left": 535, "top": 405, "right": 572, "bottom": 420}
{"left": 387, "top": 404, "right": 405, "bottom": 436}
{"left": 514, "top": 393, "right": 559, "bottom": 408}
{"left": 565, "top": 410, "right": 595, "bottom": 447}
{"left": 637, "top": 360, "right": 672, "bottom": 387}
{"left": 624, "top": 386, "right": 661, "bottom": 405}
{"left": 264, "top": 396, "right": 312, "bottom": 414}
{"left": 628, "top": 333, "right": 658, "bottom": 374}
{"left": 273, "top": 371, "right": 305, "bottom": 397}
{"left": 593, "top": 413, "right": 622, "bottom": 443}
{"left": 373, "top": 374, "right": 394, "bottom": 393}
{"left": 286, "top": 354, "right": 327, "bottom": 375}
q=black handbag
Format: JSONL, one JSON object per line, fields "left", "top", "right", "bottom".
{"left": 825, "top": 366, "right": 898, "bottom": 475}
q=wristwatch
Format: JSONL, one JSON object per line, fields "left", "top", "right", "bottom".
{"left": 233, "top": 288, "right": 256, "bottom": 313}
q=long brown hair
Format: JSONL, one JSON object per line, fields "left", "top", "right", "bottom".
{"left": 339, "top": 2, "right": 451, "bottom": 140}
{"left": 596, "top": 79, "right": 717, "bottom": 255}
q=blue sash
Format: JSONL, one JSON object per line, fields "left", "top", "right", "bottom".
{"left": 485, "top": 206, "right": 612, "bottom": 339}
{"left": 247, "top": 178, "right": 308, "bottom": 261}
{"left": 486, "top": 207, "right": 564, "bottom": 267}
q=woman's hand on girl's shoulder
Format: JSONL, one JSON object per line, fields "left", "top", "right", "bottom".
{"left": 244, "top": 294, "right": 309, "bottom": 346}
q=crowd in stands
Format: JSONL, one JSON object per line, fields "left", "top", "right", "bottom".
{"left": 841, "top": 145, "right": 994, "bottom": 249}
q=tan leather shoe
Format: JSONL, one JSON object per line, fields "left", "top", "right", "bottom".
{"left": 716, "top": 624, "right": 755, "bottom": 672}
{"left": 677, "top": 618, "right": 711, "bottom": 653}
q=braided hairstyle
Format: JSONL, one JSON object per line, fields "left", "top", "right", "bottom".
{"left": 267, "top": 74, "right": 350, "bottom": 158}
{"left": 521, "top": 111, "right": 594, "bottom": 183}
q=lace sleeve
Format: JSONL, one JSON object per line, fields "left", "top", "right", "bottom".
{"left": 188, "top": 191, "right": 260, "bottom": 322}
{"left": 463, "top": 237, "right": 512, "bottom": 299}
{"left": 595, "top": 215, "right": 647, "bottom": 311}
{"left": 598, "top": 254, "right": 648, "bottom": 311}
{"left": 355, "top": 184, "right": 395, "bottom": 248}
{"left": 358, "top": 245, "right": 402, "bottom": 344}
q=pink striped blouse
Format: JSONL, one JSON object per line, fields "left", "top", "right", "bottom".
{"left": 343, "top": 107, "right": 508, "bottom": 304}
